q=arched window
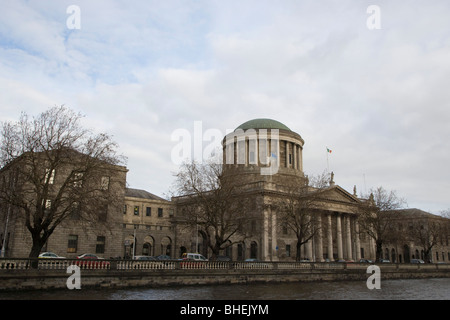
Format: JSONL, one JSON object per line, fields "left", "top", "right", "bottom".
{"left": 391, "top": 249, "right": 396, "bottom": 263}
{"left": 250, "top": 241, "right": 258, "bottom": 259}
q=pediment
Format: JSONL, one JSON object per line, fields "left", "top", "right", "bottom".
{"left": 317, "top": 185, "right": 360, "bottom": 204}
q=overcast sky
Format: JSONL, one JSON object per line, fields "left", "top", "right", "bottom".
{"left": 1, "top": 0, "right": 449, "bottom": 214}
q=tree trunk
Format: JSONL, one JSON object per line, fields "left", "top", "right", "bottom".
{"left": 375, "top": 240, "right": 383, "bottom": 262}
{"left": 29, "top": 238, "right": 45, "bottom": 269}
{"left": 296, "top": 241, "right": 302, "bottom": 262}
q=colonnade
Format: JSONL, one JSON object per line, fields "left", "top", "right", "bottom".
{"left": 264, "top": 211, "right": 365, "bottom": 262}
{"left": 223, "top": 134, "right": 304, "bottom": 172}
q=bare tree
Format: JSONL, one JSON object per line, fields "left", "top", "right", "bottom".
{"left": 357, "top": 186, "right": 407, "bottom": 262}
{"left": 0, "top": 106, "right": 126, "bottom": 258}
{"left": 408, "top": 216, "right": 441, "bottom": 263}
{"left": 276, "top": 171, "right": 330, "bottom": 261}
{"left": 171, "top": 159, "right": 254, "bottom": 260}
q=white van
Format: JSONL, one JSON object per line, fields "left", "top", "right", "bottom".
{"left": 182, "top": 253, "right": 207, "bottom": 261}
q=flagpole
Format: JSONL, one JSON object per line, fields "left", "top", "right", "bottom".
{"left": 326, "top": 147, "right": 329, "bottom": 173}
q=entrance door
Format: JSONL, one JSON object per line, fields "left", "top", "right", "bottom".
{"left": 403, "top": 245, "right": 410, "bottom": 263}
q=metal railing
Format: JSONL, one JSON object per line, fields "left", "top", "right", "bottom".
{"left": 1, "top": 257, "right": 449, "bottom": 271}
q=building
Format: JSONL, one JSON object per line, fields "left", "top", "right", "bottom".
{"left": 381, "top": 208, "right": 450, "bottom": 263}
{"left": 0, "top": 149, "right": 128, "bottom": 258}
{"left": 172, "top": 119, "right": 370, "bottom": 261}
{"left": 1, "top": 118, "right": 449, "bottom": 262}
{"left": 171, "top": 119, "right": 449, "bottom": 262}
{"left": 122, "top": 188, "right": 174, "bottom": 258}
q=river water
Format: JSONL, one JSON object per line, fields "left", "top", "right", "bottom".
{"left": 1, "top": 278, "right": 449, "bottom": 300}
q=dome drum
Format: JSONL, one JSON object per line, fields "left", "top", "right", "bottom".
{"left": 222, "top": 119, "right": 305, "bottom": 175}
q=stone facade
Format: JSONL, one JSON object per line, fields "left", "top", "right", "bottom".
{"left": 1, "top": 119, "right": 449, "bottom": 263}
{"left": 122, "top": 188, "right": 174, "bottom": 258}
{"left": 0, "top": 150, "right": 127, "bottom": 259}
{"left": 170, "top": 119, "right": 450, "bottom": 262}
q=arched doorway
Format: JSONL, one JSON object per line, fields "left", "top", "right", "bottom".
{"left": 403, "top": 245, "right": 410, "bottom": 263}
{"left": 142, "top": 236, "right": 155, "bottom": 256}
{"left": 160, "top": 236, "right": 172, "bottom": 258}
{"left": 250, "top": 241, "right": 258, "bottom": 259}
{"left": 124, "top": 234, "right": 136, "bottom": 259}
{"left": 179, "top": 246, "right": 187, "bottom": 258}
{"left": 391, "top": 248, "right": 396, "bottom": 263}
{"left": 237, "top": 242, "right": 245, "bottom": 261}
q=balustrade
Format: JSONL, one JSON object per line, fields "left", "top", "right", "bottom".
{"left": 0, "top": 258, "right": 448, "bottom": 272}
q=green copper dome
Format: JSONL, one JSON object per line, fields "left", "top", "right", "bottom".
{"left": 235, "top": 118, "right": 291, "bottom": 131}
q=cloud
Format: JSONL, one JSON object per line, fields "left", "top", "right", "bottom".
{"left": 1, "top": 0, "right": 450, "bottom": 212}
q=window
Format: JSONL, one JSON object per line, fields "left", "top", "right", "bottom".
{"left": 101, "top": 176, "right": 110, "bottom": 190}
{"left": 71, "top": 202, "right": 81, "bottom": 220}
{"left": 67, "top": 235, "right": 78, "bottom": 253}
{"left": 123, "top": 205, "right": 127, "bottom": 214}
{"left": 98, "top": 205, "right": 108, "bottom": 222}
{"left": 96, "top": 236, "right": 105, "bottom": 254}
{"left": 45, "top": 199, "right": 51, "bottom": 210}
{"left": 146, "top": 207, "right": 151, "bottom": 216}
{"left": 45, "top": 168, "right": 55, "bottom": 184}
{"left": 286, "top": 245, "right": 291, "bottom": 257}
{"left": 158, "top": 208, "right": 163, "bottom": 217}
{"left": 134, "top": 206, "right": 139, "bottom": 216}
{"left": 74, "top": 173, "right": 83, "bottom": 188}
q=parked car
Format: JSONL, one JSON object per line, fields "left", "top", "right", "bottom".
{"left": 336, "top": 259, "right": 354, "bottom": 263}
{"left": 180, "top": 253, "right": 208, "bottom": 268}
{"left": 243, "top": 258, "right": 270, "bottom": 269}
{"left": 410, "top": 259, "right": 425, "bottom": 264}
{"left": 359, "top": 259, "right": 373, "bottom": 263}
{"left": 38, "top": 252, "right": 65, "bottom": 259}
{"left": 75, "top": 253, "right": 110, "bottom": 269}
{"left": 210, "top": 255, "right": 231, "bottom": 262}
{"left": 134, "top": 255, "right": 157, "bottom": 260}
{"left": 182, "top": 253, "right": 208, "bottom": 261}
{"left": 379, "top": 259, "right": 390, "bottom": 263}
{"left": 156, "top": 255, "right": 172, "bottom": 260}
{"left": 132, "top": 255, "right": 159, "bottom": 269}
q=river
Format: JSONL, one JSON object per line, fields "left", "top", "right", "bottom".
{"left": 0, "top": 277, "right": 449, "bottom": 300}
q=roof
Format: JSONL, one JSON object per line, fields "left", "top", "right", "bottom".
{"left": 235, "top": 118, "right": 291, "bottom": 131}
{"left": 125, "top": 188, "right": 167, "bottom": 201}
{"left": 397, "top": 208, "right": 446, "bottom": 219}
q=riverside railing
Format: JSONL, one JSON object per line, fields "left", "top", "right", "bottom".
{"left": 1, "top": 258, "right": 450, "bottom": 272}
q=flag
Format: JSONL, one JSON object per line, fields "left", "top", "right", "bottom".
{"left": 327, "top": 148, "right": 332, "bottom": 153}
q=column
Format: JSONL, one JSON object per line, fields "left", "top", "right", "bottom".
{"left": 354, "top": 218, "right": 361, "bottom": 261}
{"left": 305, "top": 240, "right": 313, "bottom": 261}
{"left": 271, "top": 209, "right": 278, "bottom": 261}
{"left": 285, "top": 141, "right": 290, "bottom": 168}
{"left": 263, "top": 209, "right": 269, "bottom": 260}
{"left": 315, "top": 213, "right": 324, "bottom": 262}
{"left": 327, "top": 214, "right": 333, "bottom": 261}
{"left": 293, "top": 143, "right": 297, "bottom": 170}
{"left": 305, "top": 214, "right": 313, "bottom": 261}
{"left": 336, "top": 213, "right": 343, "bottom": 260}
{"left": 299, "top": 146, "right": 303, "bottom": 171}
{"left": 345, "top": 215, "right": 352, "bottom": 260}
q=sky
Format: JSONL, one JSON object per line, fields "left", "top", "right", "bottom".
{"left": 0, "top": 0, "right": 449, "bottom": 214}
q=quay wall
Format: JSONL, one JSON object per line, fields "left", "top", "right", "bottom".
{"left": 0, "top": 260, "right": 449, "bottom": 291}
